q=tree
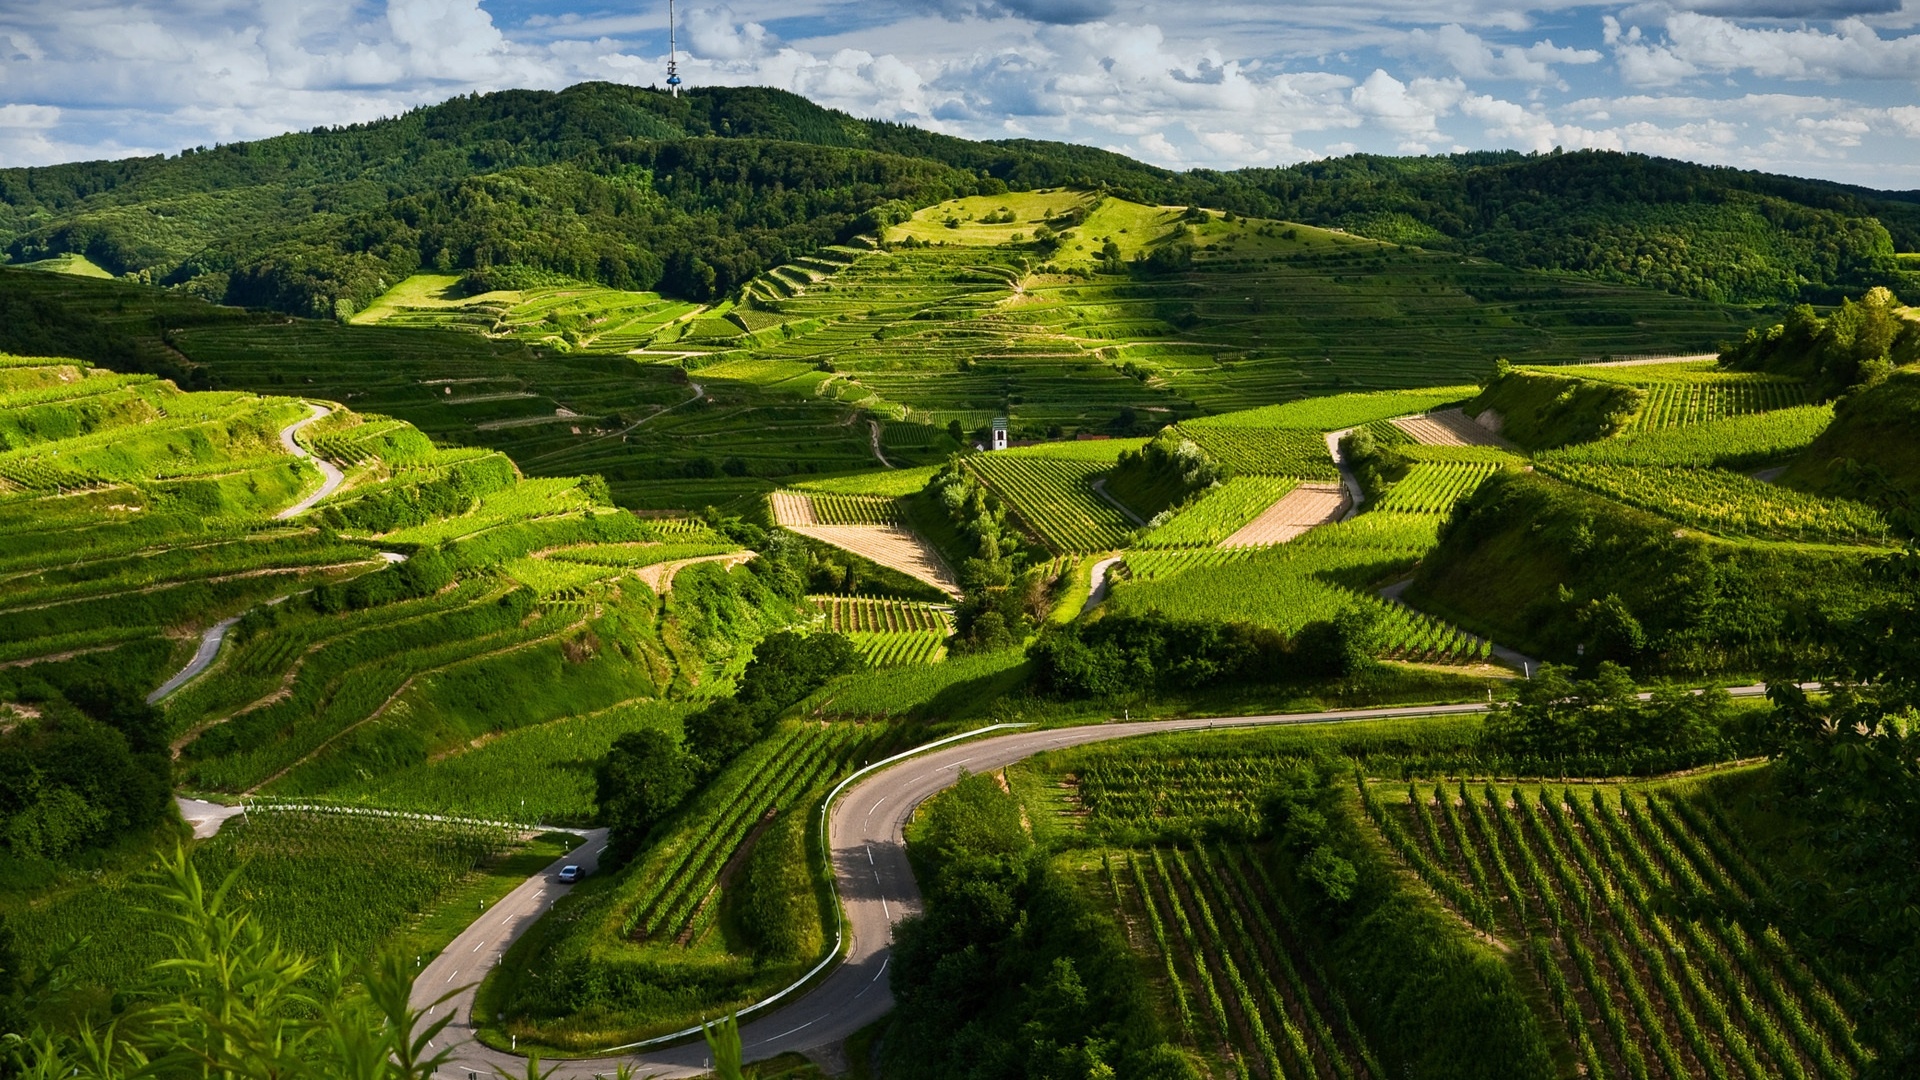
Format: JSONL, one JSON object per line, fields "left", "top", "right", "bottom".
{"left": 595, "top": 729, "right": 696, "bottom": 858}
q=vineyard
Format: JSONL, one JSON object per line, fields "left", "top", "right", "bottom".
{"left": 1626, "top": 378, "right": 1813, "bottom": 430}
{"left": 1107, "top": 844, "right": 1380, "bottom": 1080}
{"left": 493, "top": 719, "right": 900, "bottom": 1048}
{"left": 1364, "top": 779, "right": 1869, "bottom": 1080}
{"left": 812, "top": 595, "right": 953, "bottom": 666}
{"left": 1373, "top": 462, "right": 1504, "bottom": 514}
{"left": 1115, "top": 514, "right": 1494, "bottom": 664}
{"left": 1537, "top": 462, "right": 1894, "bottom": 544}
{"left": 1175, "top": 426, "right": 1339, "bottom": 479}
{"left": 966, "top": 454, "right": 1137, "bottom": 552}
{"left": 1539, "top": 405, "right": 1832, "bottom": 469}
{"left": 1140, "top": 477, "right": 1299, "bottom": 548}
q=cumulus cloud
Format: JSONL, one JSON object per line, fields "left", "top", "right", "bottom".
{"left": 1400, "top": 23, "right": 1601, "bottom": 83}
{"left": 1607, "top": 11, "right": 1920, "bottom": 85}
{"left": 0, "top": 0, "right": 1918, "bottom": 185}
{"left": 686, "top": 6, "right": 778, "bottom": 60}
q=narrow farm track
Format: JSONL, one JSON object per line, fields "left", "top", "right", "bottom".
{"left": 147, "top": 615, "right": 245, "bottom": 704}
{"left": 416, "top": 686, "right": 1784, "bottom": 1079}
{"left": 276, "top": 403, "right": 345, "bottom": 519}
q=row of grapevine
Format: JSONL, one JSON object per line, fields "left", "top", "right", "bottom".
{"left": 624, "top": 723, "right": 888, "bottom": 945}
{"left": 805, "top": 492, "right": 904, "bottom": 526}
{"left": 1366, "top": 779, "right": 1866, "bottom": 1080}
{"left": 1628, "top": 379, "right": 1812, "bottom": 431}
{"left": 965, "top": 455, "right": 1135, "bottom": 553}
{"left": 810, "top": 595, "right": 953, "bottom": 634}
{"left": 1538, "top": 462, "right": 1893, "bottom": 544}
{"left": 1541, "top": 405, "right": 1832, "bottom": 469}
{"left": 1140, "top": 477, "right": 1299, "bottom": 548}
{"left": 1174, "top": 425, "right": 1340, "bottom": 480}
{"left": 1112, "top": 845, "right": 1378, "bottom": 1080}
{"left": 1373, "top": 462, "right": 1500, "bottom": 515}
{"left": 844, "top": 631, "right": 946, "bottom": 667}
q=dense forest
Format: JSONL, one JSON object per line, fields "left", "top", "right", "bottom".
{"left": 2, "top": 83, "right": 1915, "bottom": 316}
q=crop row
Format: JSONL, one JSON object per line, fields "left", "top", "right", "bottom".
{"left": 1541, "top": 405, "right": 1832, "bottom": 470}
{"left": 1369, "top": 780, "right": 1865, "bottom": 1080}
{"left": 622, "top": 723, "right": 888, "bottom": 944}
{"left": 544, "top": 541, "right": 737, "bottom": 569}
{"left": 965, "top": 455, "right": 1135, "bottom": 553}
{"left": 1373, "top": 462, "right": 1501, "bottom": 515}
{"left": 1174, "top": 425, "right": 1339, "bottom": 480}
{"left": 1115, "top": 844, "right": 1378, "bottom": 1080}
{"left": 1140, "top": 476, "right": 1298, "bottom": 548}
{"left": 811, "top": 595, "right": 952, "bottom": 634}
{"left": 806, "top": 492, "right": 904, "bottom": 526}
{"left": 1539, "top": 462, "right": 1893, "bottom": 544}
{"left": 844, "top": 631, "right": 946, "bottom": 667}
{"left": 1628, "top": 379, "right": 1812, "bottom": 431}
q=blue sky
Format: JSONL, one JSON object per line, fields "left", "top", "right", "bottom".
{"left": 1, "top": 1, "right": 1918, "bottom": 188}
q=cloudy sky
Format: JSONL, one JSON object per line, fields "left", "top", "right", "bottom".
{"left": 2, "top": 0, "right": 1919, "bottom": 188}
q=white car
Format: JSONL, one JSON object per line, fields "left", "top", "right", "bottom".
{"left": 557, "top": 864, "right": 582, "bottom": 883}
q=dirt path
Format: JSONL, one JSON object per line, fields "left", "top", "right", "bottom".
{"left": 277, "top": 403, "right": 345, "bottom": 519}
{"left": 1324, "top": 428, "right": 1365, "bottom": 521}
{"left": 634, "top": 552, "right": 755, "bottom": 593}
{"left": 1220, "top": 482, "right": 1347, "bottom": 547}
{"left": 769, "top": 491, "right": 818, "bottom": 527}
{"left": 868, "top": 420, "right": 893, "bottom": 469}
{"left": 1081, "top": 555, "right": 1124, "bottom": 615}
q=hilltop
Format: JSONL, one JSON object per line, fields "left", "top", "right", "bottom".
{"left": 2, "top": 83, "right": 1915, "bottom": 319}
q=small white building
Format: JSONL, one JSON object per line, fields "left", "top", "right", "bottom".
{"left": 990, "top": 417, "right": 1009, "bottom": 451}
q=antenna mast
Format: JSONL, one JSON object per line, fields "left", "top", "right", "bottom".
{"left": 666, "top": 0, "right": 682, "bottom": 97}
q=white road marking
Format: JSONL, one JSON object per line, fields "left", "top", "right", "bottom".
{"left": 445, "top": 970, "right": 459, "bottom": 983}
{"left": 865, "top": 798, "right": 885, "bottom": 821}
{"left": 472, "top": 940, "right": 484, "bottom": 952}
{"left": 865, "top": 844, "right": 873, "bottom": 865}
{"left": 762, "top": 1017, "right": 818, "bottom": 1044}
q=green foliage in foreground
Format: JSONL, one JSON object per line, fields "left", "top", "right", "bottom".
{"left": 7, "top": 851, "right": 469, "bottom": 1080}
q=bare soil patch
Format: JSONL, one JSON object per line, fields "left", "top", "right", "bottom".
{"left": 1390, "top": 407, "right": 1512, "bottom": 448}
{"left": 785, "top": 525, "right": 961, "bottom": 596}
{"left": 1220, "top": 483, "right": 1347, "bottom": 547}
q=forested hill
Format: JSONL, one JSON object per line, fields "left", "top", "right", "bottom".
{"left": 1, "top": 81, "right": 1913, "bottom": 316}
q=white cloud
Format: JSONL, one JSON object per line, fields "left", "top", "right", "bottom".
{"left": 1402, "top": 23, "right": 1600, "bottom": 83}
{"left": 1609, "top": 11, "right": 1920, "bottom": 85}
{"left": 686, "top": 6, "right": 779, "bottom": 61}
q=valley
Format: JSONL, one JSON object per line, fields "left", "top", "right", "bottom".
{"left": 2, "top": 84, "right": 1918, "bottom": 1080}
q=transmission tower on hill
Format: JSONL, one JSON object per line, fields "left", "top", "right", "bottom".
{"left": 666, "top": 0, "right": 683, "bottom": 97}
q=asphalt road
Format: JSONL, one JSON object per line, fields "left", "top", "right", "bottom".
{"left": 414, "top": 685, "right": 1781, "bottom": 1078}
{"left": 276, "top": 402, "right": 345, "bottom": 519}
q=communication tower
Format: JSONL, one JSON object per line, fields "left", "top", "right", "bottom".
{"left": 666, "top": 0, "right": 682, "bottom": 96}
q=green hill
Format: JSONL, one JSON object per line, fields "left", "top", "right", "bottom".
{"left": 2, "top": 83, "right": 1914, "bottom": 318}
{"left": 1781, "top": 368, "right": 1920, "bottom": 529}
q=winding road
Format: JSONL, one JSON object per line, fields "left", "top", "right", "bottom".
{"left": 410, "top": 683, "right": 1783, "bottom": 1078}
{"left": 277, "top": 402, "right": 345, "bottom": 519}
{"left": 147, "top": 616, "right": 245, "bottom": 704}
{"left": 145, "top": 406, "right": 348, "bottom": 703}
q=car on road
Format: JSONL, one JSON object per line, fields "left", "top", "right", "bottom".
{"left": 557, "top": 865, "right": 582, "bottom": 883}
